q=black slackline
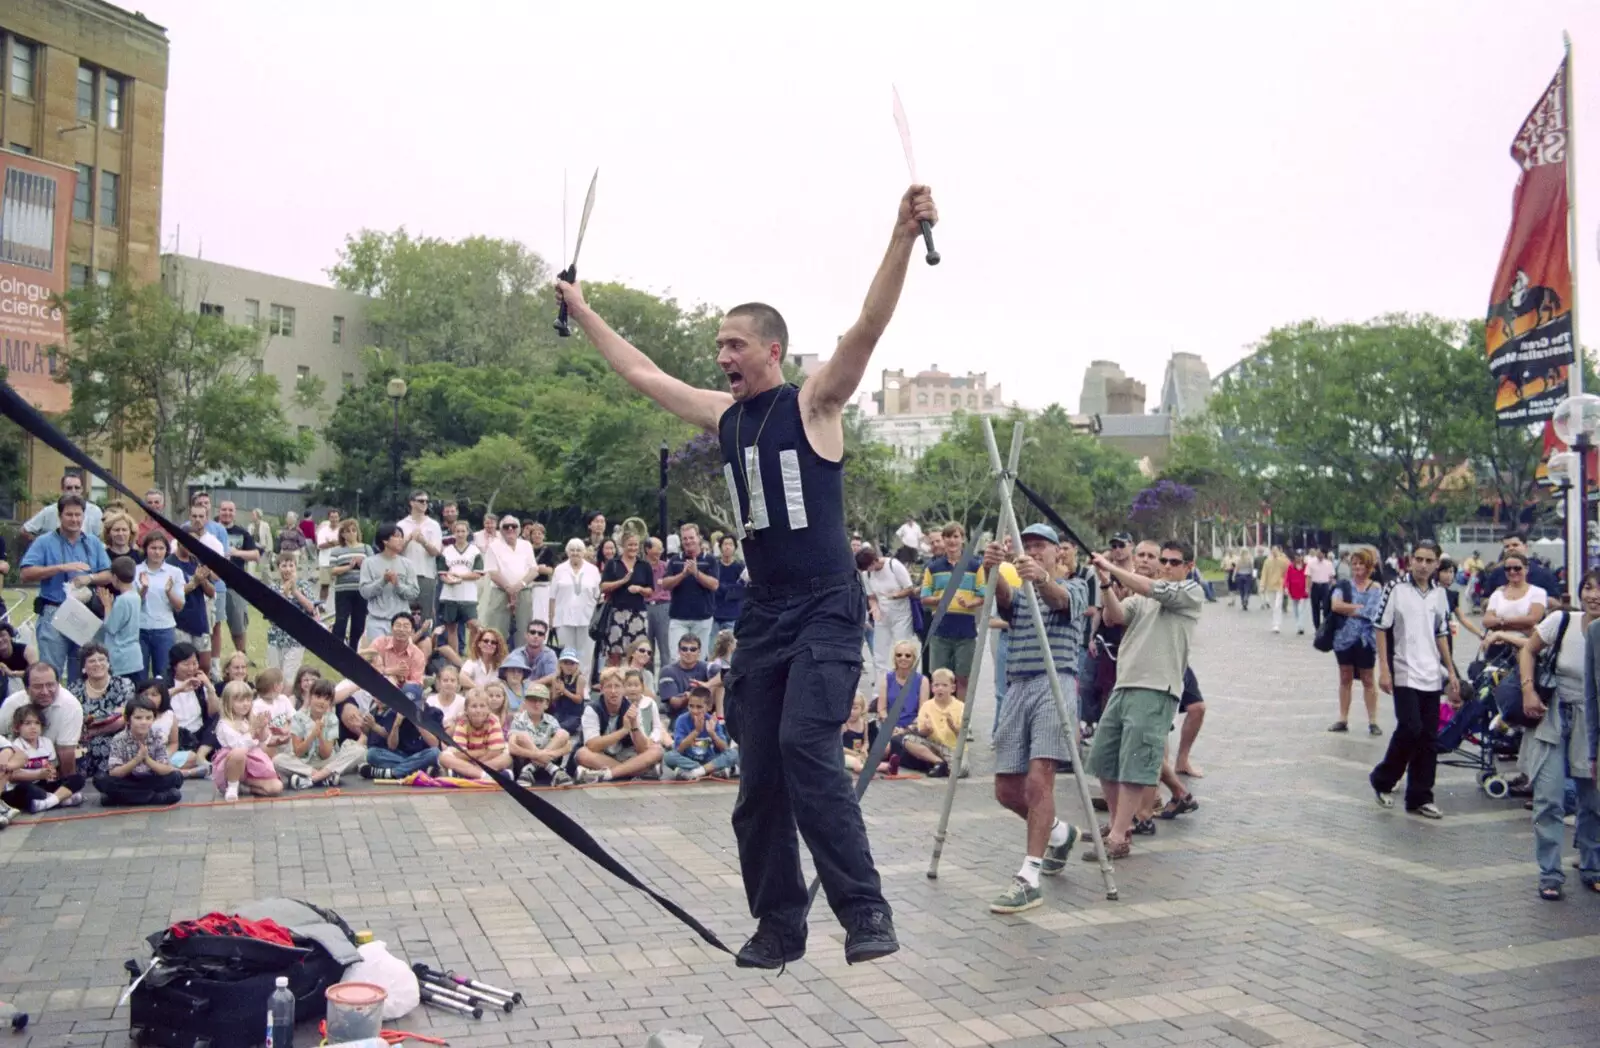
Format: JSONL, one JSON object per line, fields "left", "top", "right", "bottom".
{"left": 1012, "top": 477, "right": 1094, "bottom": 555}
{"left": 0, "top": 383, "right": 733, "bottom": 955}
{"left": 802, "top": 528, "right": 982, "bottom": 913}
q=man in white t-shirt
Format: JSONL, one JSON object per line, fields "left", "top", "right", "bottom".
{"left": 483, "top": 515, "right": 536, "bottom": 639}
{"left": 1370, "top": 540, "right": 1458, "bottom": 819}
{"left": 895, "top": 516, "right": 924, "bottom": 560}
{"left": 0, "top": 662, "right": 85, "bottom": 778}
{"left": 397, "top": 490, "right": 444, "bottom": 620}
{"left": 316, "top": 509, "right": 343, "bottom": 602}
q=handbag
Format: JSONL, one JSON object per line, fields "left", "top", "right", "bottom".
{"left": 588, "top": 599, "right": 613, "bottom": 643}
{"left": 1494, "top": 611, "right": 1568, "bottom": 728}
{"left": 1312, "top": 580, "right": 1351, "bottom": 653}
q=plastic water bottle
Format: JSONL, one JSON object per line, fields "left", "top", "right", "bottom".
{"left": 266, "top": 976, "right": 295, "bottom": 1047}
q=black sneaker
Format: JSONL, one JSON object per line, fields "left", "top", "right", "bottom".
{"left": 735, "top": 919, "right": 807, "bottom": 969}
{"left": 359, "top": 764, "right": 396, "bottom": 781}
{"left": 844, "top": 908, "right": 898, "bottom": 965}
{"left": 928, "top": 763, "right": 950, "bottom": 778}
{"left": 1132, "top": 818, "right": 1157, "bottom": 836}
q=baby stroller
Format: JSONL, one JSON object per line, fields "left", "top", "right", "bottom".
{"left": 1439, "top": 646, "right": 1523, "bottom": 798}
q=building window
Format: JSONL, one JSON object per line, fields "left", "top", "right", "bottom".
{"left": 933, "top": 393, "right": 944, "bottom": 406}
{"left": 200, "top": 302, "right": 224, "bottom": 317}
{"left": 243, "top": 299, "right": 260, "bottom": 327}
{"left": 103, "top": 74, "right": 123, "bottom": 130}
{"left": 296, "top": 365, "right": 310, "bottom": 383}
{"left": 332, "top": 315, "right": 344, "bottom": 344}
{"left": 10, "top": 40, "right": 34, "bottom": 99}
{"left": 917, "top": 392, "right": 928, "bottom": 405}
{"left": 984, "top": 395, "right": 994, "bottom": 407}
{"left": 99, "top": 170, "right": 118, "bottom": 225}
{"left": 7, "top": 143, "right": 29, "bottom": 156}
{"left": 69, "top": 264, "right": 89, "bottom": 289}
{"left": 73, "top": 164, "right": 92, "bottom": 221}
{"left": 269, "top": 304, "right": 295, "bottom": 337}
{"left": 968, "top": 394, "right": 977, "bottom": 407}
{"left": 95, "top": 269, "right": 112, "bottom": 288}
{"left": 76, "top": 64, "right": 95, "bottom": 121}
{"left": 341, "top": 372, "right": 355, "bottom": 388}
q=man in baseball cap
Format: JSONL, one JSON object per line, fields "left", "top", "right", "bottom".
{"left": 979, "top": 521, "right": 1089, "bottom": 915}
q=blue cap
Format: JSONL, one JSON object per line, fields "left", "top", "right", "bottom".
{"left": 559, "top": 648, "right": 581, "bottom": 663}
{"left": 1020, "top": 523, "right": 1060, "bottom": 545}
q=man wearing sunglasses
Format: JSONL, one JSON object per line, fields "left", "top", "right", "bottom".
{"left": 1087, "top": 540, "right": 1205, "bottom": 861}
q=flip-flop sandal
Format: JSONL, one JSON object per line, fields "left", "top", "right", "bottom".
{"left": 1539, "top": 886, "right": 1563, "bottom": 901}
{"left": 1158, "top": 794, "right": 1199, "bottom": 819}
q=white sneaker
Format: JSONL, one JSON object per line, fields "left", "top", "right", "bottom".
{"left": 550, "top": 768, "right": 575, "bottom": 788}
{"left": 575, "top": 767, "right": 606, "bottom": 785}
{"left": 687, "top": 767, "right": 708, "bottom": 781}
{"left": 517, "top": 765, "right": 539, "bottom": 786}
{"left": 223, "top": 783, "right": 240, "bottom": 802}
{"left": 289, "top": 774, "right": 312, "bottom": 790}
{"left": 662, "top": 766, "right": 683, "bottom": 781}
{"left": 31, "top": 794, "right": 60, "bottom": 813}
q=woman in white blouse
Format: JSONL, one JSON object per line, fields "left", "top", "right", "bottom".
{"left": 551, "top": 538, "right": 601, "bottom": 676}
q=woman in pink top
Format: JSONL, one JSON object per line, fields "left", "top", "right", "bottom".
{"left": 1285, "top": 551, "right": 1310, "bottom": 636}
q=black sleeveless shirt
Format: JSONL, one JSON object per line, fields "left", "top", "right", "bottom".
{"left": 717, "top": 383, "right": 853, "bottom": 587}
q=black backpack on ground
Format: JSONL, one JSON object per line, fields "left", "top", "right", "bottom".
{"left": 127, "top": 900, "right": 358, "bottom": 1048}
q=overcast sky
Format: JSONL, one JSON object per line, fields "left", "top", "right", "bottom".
{"left": 145, "top": 0, "right": 1600, "bottom": 413}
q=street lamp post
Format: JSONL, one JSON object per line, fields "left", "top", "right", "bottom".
{"left": 386, "top": 377, "right": 408, "bottom": 516}
{"left": 1552, "top": 393, "right": 1600, "bottom": 598}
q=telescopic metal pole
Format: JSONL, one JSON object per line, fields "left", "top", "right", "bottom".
{"left": 926, "top": 424, "right": 1022, "bottom": 878}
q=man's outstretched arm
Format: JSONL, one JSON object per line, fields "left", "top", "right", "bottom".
{"left": 803, "top": 186, "right": 939, "bottom": 414}
{"left": 555, "top": 281, "right": 732, "bottom": 433}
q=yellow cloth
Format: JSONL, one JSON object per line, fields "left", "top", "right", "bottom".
{"left": 916, "top": 698, "right": 965, "bottom": 749}
{"left": 1261, "top": 554, "right": 1290, "bottom": 593}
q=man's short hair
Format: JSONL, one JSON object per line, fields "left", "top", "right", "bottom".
{"left": 60, "top": 471, "right": 83, "bottom": 488}
{"left": 1503, "top": 530, "right": 1528, "bottom": 544}
{"left": 144, "top": 488, "right": 162, "bottom": 501}
{"left": 56, "top": 493, "right": 86, "bottom": 514}
{"left": 687, "top": 683, "right": 713, "bottom": 703}
{"left": 940, "top": 522, "right": 964, "bottom": 539}
{"left": 410, "top": 489, "right": 429, "bottom": 502}
{"left": 374, "top": 523, "right": 400, "bottom": 548}
{"left": 1161, "top": 539, "right": 1195, "bottom": 564}
{"left": 726, "top": 302, "right": 789, "bottom": 358}
{"left": 24, "top": 661, "right": 57, "bottom": 685}
{"left": 1413, "top": 539, "right": 1442, "bottom": 557}
{"left": 391, "top": 611, "right": 413, "bottom": 626}
{"left": 111, "top": 556, "right": 137, "bottom": 584}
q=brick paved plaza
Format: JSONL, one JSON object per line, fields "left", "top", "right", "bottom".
{"left": 3, "top": 603, "right": 1599, "bottom": 1047}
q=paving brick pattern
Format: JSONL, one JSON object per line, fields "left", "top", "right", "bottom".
{"left": 3, "top": 602, "right": 1599, "bottom": 1046}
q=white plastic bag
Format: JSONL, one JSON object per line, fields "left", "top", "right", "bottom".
{"left": 341, "top": 941, "right": 419, "bottom": 1019}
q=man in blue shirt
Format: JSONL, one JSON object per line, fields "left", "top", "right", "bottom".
{"left": 190, "top": 493, "right": 232, "bottom": 657}
{"left": 19, "top": 495, "right": 112, "bottom": 681}
{"left": 712, "top": 535, "right": 747, "bottom": 633}
{"left": 664, "top": 524, "right": 719, "bottom": 655}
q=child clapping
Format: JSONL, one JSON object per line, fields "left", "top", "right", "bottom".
{"left": 665, "top": 684, "right": 737, "bottom": 781}
{"left": 509, "top": 685, "right": 574, "bottom": 787}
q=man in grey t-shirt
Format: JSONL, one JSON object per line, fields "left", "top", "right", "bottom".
{"left": 358, "top": 524, "right": 420, "bottom": 641}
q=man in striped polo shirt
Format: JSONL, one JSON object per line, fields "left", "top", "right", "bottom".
{"left": 920, "top": 521, "right": 987, "bottom": 699}
{"left": 981, "top": 523, "right": 1090, "bottom": 914}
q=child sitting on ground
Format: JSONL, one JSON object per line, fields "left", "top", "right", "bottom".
{"left": 275, "top": 679, "right": 364, "bottom": 788}
{"left": 212, "top": 681, "right": 284, "bottom": 801}
{"left": 251, "top": 669, "right": 295, "bottom": 760}
{"left": 3, "top": 704, "right": 86, "bottom": 811}
{"left": 139, "top": 679, "right": 205, "bottom": 779}
{"left": 892, "top": 667, "right": 965, "bottom": 778}
{"left": 509, "top": 684, "right": 574, "bottom": 787}
{"left": 547, "top": 660, "right": 587, "bottom": 741}
{"left": 705, "top": 629, "right": 736, "bottom": 714}
{"left": 842, "top": 694, "right": 871, "bottom": 774}
{"left": 480, "top": 680, "right": 512, "bottom": 728}
{"left": 549, "top": 650, "right": 586, "bottom": 710}
{"left": 358, "top": 677, "right": 442, "bottom": 780}
{"left": 575, "top": 667, "right": 665, "bottom": 784}
{"left": 95, "top": 695, "right": 184, "bottom": 806}
{"left": 665, "top": 684, "right": 737, "bottom": 781}
{"left": 499, "top": 658, "right": 530, "bottom": 713}
{"left": 441, "top": 690, "right": 512, "bottom": 780}
{"left": 426, "top": 664, "right": 465, "bottom": 730}
{"left": 623, "top": 669, "right": 672, "bottom": 749}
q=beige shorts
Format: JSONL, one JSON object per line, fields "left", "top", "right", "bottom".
{"left": 318, "top": 566, "right": 333, "bottom": 587}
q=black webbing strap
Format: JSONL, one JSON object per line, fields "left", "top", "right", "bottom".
{"left": 0, "top": 383, "right": 733, "bottom": 954}
{"left": 803, "top": 530, "right": 982, "bottom": 911}
{"left": 1012, "top": 477, "right": 1093, "bottom": 554}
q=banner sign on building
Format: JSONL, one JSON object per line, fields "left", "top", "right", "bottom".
{"left": 1487, "top": 55, "right": 1574, "bottom": 427}
{"left": 0, "top": 152, "right": 75, "bottom": 413}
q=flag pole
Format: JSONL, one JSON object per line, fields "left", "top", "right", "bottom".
{"left": 1564, "top": 31, "right": 1585, "bottom": 597}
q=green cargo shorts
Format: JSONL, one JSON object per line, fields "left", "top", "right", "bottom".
{"left": 928, "top": 634, "right": 976, "bottom": 678}
{"left": 1086, "top": 686, "right": 1177, "bottom": 786}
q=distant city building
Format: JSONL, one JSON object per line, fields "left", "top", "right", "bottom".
{"left": 1078, "top": 360, "right": 1125, "bottom": 417}
{"left": 162, "top": 254, "right": 371, "bottom": 513}
{"left": 1159, "top": 351, "right": 1211, "bottom": 418}
{"left": 791, "top": 351, "right": 824, "bottom": 378}
{"left": 877, "top": 365, "right": 1004, "bottom": 416}
{"left": 1, "top": 0, "right": 169, "bottom": 518}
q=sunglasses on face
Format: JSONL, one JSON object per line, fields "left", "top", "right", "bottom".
{"left": 528, "top": 630, "right": 546, "bottom": 637}
{"left": 1506, "top": 565, "right": 1525, "bottom": 572}
{"left": 1159, "top": 557, "right": 1185, "bottom": 566}
{"left": 501, "top": 524, "right": 518, "bottom": 530}
{"left": 680, "top": 647, "right": 699, "bottom": 654}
